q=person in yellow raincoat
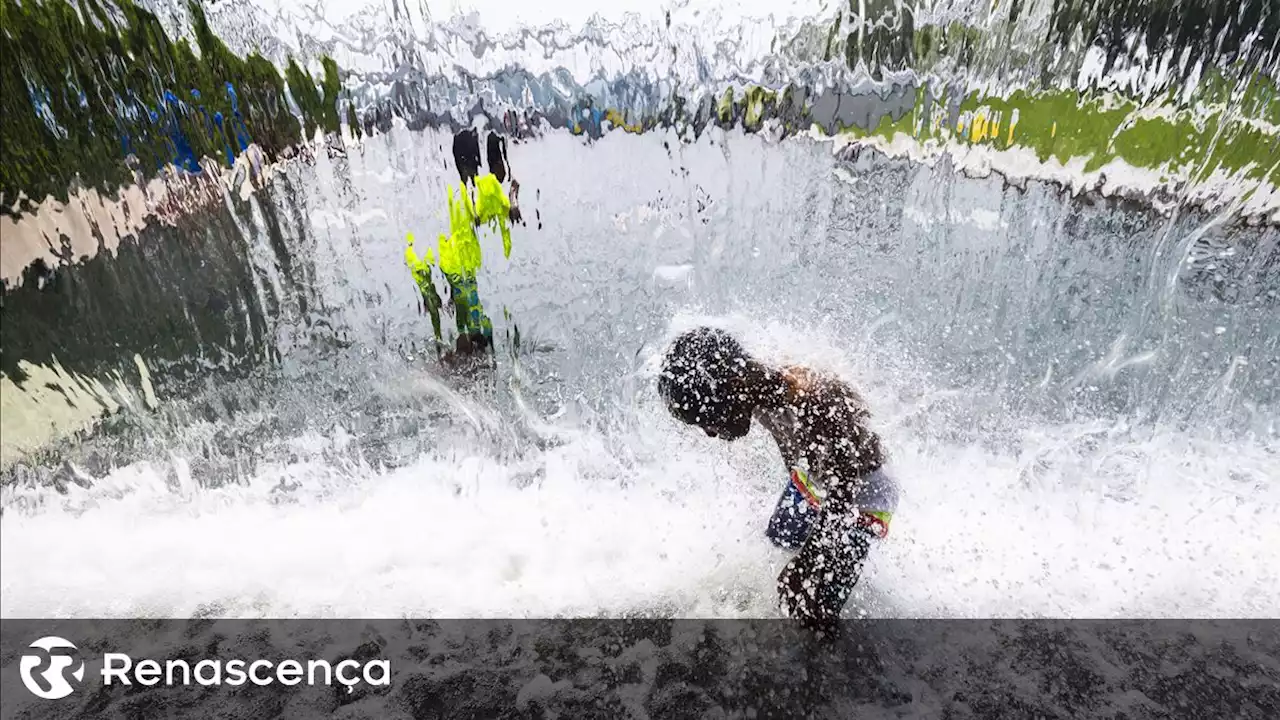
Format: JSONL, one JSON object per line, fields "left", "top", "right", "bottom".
{"left": 405, "top": 128, "right": 519, "bottom": 358}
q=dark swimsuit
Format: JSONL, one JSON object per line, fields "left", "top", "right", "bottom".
{"left": 766, "top": 464, "right": 899, "bottom": 550}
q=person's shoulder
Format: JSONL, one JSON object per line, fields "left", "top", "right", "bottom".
{"left": 783, "top": 364, "right": 870, "bottom": 418}
{"left": 781, "top": 364, "right": 853, "bottom": 394}
{"left": 780, "top": 365, "right": 828, "bottom": 390}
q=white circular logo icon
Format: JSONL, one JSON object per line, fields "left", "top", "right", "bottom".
{"left": 19, "top": 636, "right": 85, "bottom": 699}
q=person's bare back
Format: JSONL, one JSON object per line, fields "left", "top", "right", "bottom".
{"left": 755, "top": 366, "right": 884, "bottom": 489}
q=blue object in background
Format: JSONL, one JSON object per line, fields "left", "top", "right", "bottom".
{"left": 226, "top": 82, "right": 251, "bottom": 151}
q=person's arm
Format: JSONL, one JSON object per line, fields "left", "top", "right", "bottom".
{"left": 404, "top": 234, "right": 444, "bottom": 343}
{"left": 757, "top": 412, "right": 802, "bottom": 472}
{"left": 508, "top": 179, "right": 522, "bottom": 224}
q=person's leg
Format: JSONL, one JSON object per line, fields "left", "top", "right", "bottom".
{"left": 775, "top": 467, "right": 897, "bottom": 623}
{"left": 447, "top": 273, "right": 493, "bottom": 355}
{"left": 776, "top": 511, "right": 876, "bottom": 623}
{"left": 486, "top": 131, "right": 508, "bottom": 183}
{"left": 449, "top": 276, "right": 470, "bottom": 336}
{"left": 453, "top": 129, "right": 481, "bottom": 184}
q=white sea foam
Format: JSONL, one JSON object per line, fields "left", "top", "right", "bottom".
{"left": 4, "top": 311, "right": 1276, "bottom": 619}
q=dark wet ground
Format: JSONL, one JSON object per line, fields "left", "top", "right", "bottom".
{"left": 2, "top": 619, "right": 1276, "bottom": 719}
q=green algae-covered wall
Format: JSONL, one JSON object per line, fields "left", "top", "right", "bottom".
{"left": 0, "top": 0, "right": 346, "bottom": 218}
{"left": 698, "top": 1, "right": 1280, "bottom": 201}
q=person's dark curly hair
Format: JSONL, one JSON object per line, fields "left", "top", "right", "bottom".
{"left": 657, "top": 326, "right": 756, "bottom": 435}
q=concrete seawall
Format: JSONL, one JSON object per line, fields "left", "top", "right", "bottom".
{"left": 0, "top": 146, "right": 305, "bottom": 470}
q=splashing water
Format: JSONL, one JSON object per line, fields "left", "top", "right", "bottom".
{"left": 3, "top": 122, "right": 1276, "bottom": 620}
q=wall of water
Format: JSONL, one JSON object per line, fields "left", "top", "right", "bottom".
{"left": 0, "top": 1, "right": 1276, "bottom": 619}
